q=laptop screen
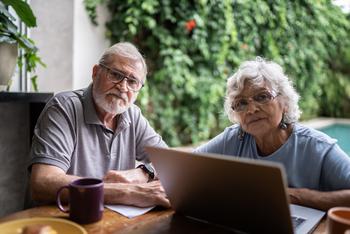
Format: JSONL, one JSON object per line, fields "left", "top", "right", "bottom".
{"left": 146, "top": 146, "right": 294, "bottom": 234}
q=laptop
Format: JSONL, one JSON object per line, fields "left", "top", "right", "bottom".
{"left": 145, "top": 146, "right": 325, "bottom": 234}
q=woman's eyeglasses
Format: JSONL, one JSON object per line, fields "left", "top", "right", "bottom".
{"left": 231, "top": 91, "right": 278, "bottom": 112}
{"left": 99, "top": 63, "right": 144, "bottom": 92}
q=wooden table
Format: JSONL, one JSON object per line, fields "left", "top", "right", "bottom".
{"left": 0, "top": 206, "right": 326, "bottom": 233}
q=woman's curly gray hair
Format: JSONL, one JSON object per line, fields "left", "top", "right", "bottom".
{"left": 224, "top": 57, "right": 301, "bottom": 123}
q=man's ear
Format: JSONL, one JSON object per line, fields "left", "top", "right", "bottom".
{"left": 92, "top": 65, "right": 99, "bottom": 82}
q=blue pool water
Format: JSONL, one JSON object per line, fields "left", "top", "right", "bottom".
{"left": 319, "top": 124, "right": 350, "bottom": 156}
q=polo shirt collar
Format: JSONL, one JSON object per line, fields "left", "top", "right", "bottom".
{"left": 82, "top": 84, "right": 101, "bottom": 125}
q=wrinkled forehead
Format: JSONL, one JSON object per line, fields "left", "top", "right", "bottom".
{"left": 236, "top": 80, "right": 272, "bottom": 98}
{"left": 229, "top": 77, "right": 272, "bottom": 100}
{"left": 107, "top": 55, "right": 146, "bottom": 81}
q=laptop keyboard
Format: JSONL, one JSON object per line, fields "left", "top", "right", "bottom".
{"left": 292, "top": 216, "right": 306, "bottom": 229}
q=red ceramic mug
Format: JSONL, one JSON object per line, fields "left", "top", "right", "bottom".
{"left": 327, "top": 207, "right": 350, "bottom": 234}
{"left": 56, "top": 178, "right": 104, "bottom": 224}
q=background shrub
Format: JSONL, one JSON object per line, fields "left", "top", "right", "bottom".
{"left": 85, "top": 0, "right": 350, "bottom": 146}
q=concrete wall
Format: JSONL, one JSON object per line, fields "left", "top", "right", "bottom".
{"left": 30, "top": 0, "right": 74, "bottom": 92}
{"left": 0, "top": 92, "right": 53, "bottom": 218}
{"left": 0, "top": 103, "right": 29, "bottom": 217}
{"left": 73, "top": 1, "right": 110, "bottom": 90}
{"left": 30, "top": 0, "right": 109, "bottom": 93}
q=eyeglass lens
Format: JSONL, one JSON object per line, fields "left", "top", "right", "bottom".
{"left": 100, "top": 63, "right": 142, "bottom": 91}
{"left": 232, "top": 91, "right": 275, "bottom": 112}
{"left": 107, "top": 71, "right": 141, "bottom": 90}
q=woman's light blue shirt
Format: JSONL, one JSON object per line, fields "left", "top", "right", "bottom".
{"left": 195, "top": 123, "right": 350, "bottom": 191}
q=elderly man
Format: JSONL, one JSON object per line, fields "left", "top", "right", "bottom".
{"left": 29, "top": 42, "right": 170, "bottom": 208}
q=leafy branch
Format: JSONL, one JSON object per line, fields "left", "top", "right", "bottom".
{"left": 84, "top": 0, "right": 350, "bottom": 146}
{"left": 0, "top": 0, "right": 45, "bottom": 91}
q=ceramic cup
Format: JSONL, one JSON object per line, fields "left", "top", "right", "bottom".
{"left": 327, "top": 207, "right": 350, "bottom": 234}
{"left": 56, "top": 178, "right": 104, "bottom": 224}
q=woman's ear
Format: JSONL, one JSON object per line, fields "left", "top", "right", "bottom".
{"left": 277, "top": 96, "right": 288, "bottom": 113}
{"left": 283, "top": 103, "right": 289, "bottom": 113}
{"left": 282, "top": 106, "right": 288, "bottom": 113}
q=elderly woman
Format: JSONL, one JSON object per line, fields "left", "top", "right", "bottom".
{"left": 195, "top": 58, "right": 350, "bottom": 211}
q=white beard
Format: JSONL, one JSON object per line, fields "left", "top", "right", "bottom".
{"left": 93, "top": 90, "right": 134, "bottom": 115}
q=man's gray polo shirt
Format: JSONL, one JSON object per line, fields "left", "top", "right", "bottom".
{"left": 29, "top": 85, "right": 167, "bottom": 178}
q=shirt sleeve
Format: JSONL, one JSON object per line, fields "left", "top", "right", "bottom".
{"left": 194, "top": 131, "right": 226, "bottom": 154}
{"left": 320, "top": 144, "right": 350, "bottom": 190}
{"left": 133, "top": 107, "right": 167, "bottom": 162}
{"left": 29, "top": 98, "right": 76, "bottom": 172}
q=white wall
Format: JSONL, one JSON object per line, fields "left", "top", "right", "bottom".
{"left": 30, "top": 0, "right": 73, "bottom": 92}
{"left": 73, "top": 1, "right": 110, "bottom": 90}
{"left": 30, "top": 0, "right": 109, "bottom": 93}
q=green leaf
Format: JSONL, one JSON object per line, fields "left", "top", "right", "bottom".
{"left": 85, "top": 0, "right": 350, "bottom": 146}
{"left": 83, "top": 0, "right": 104, "bottom": 25}
{"left": 30, "top": 75, "right": 38, "bottom": 92}
{"left": 2, "top": 0, "right": 37, "bottom": 27}
{"left": 0, "top": 34, "right": 16, "bottom": 43}
{"left": 13, "top": 33, "right": 36, "bottom": 50}
{"left": 1, "top": 17, "right": 18, "bottom": 34}
{"left": 0, "top": 1, "right": 16, "bottom": 21}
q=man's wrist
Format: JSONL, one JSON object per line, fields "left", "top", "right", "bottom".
{"left": 137, "top": 164, "right": 155, "bottom": 182}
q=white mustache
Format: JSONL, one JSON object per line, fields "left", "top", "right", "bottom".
{"left": 107, "top": 92, "right": 127, "bottom": 102}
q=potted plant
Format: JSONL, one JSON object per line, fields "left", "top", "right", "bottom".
{"left": 0, "top": 0, "right": 44, "bottom": 91}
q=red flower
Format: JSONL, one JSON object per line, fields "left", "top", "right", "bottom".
{"left": 185, "top": 19, "right": 196, "bottom": 32}
{"left": 240, "top": 43, "right": 248, "bottom": 50}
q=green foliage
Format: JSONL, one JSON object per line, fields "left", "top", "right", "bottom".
{"left": 0, "top": 0, "right": 44, "bottom": 91}
{"left": 318, "top": 71, "right": 350, "bottom": 118}
{"left": 83, "top": 0, "right": 104, "bottom": 26}
{"left": 2, "top": 0, "right": 36, "bottom": 27}
{"left": 85, "top": 0, "right": 350, "bottom": 146}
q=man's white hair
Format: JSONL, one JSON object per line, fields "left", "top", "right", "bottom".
{"left": 224, "top": 57, "right": 301, "bottom": 123}
{"left": 98, "top": 42, "right": 147, "bottom": 81}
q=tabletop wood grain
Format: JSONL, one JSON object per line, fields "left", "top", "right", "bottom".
{"left": 0, "top": 206, "right": 326, "bottom": 233}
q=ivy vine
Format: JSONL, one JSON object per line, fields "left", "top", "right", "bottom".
{"left": 84, "top": 0, "right": 350, "bottom": 146}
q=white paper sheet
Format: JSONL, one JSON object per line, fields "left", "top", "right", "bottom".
{"left": 105, "top": 204, "right": 155, "bottom": 219}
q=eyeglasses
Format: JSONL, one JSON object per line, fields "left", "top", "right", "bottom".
{"left": 231, "top": 90, "right": 278, "bottom": 112}
{"left": 99, "top": 63, "right": 144, "bottom": 92}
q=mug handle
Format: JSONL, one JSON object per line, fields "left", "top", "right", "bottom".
{"left": 56, "top": 185, "right": 70, "bottom": 213}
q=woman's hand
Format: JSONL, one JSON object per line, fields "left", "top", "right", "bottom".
{"left": 287, "top": 187, "right": 302, "bottom": 204}
{"left": 287, "top": 187, "right": 350, "bottom": 211}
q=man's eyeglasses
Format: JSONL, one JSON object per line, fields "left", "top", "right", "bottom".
{"left": 231, "top": 90, "right": 278, "bottom": 112}
{"left": 99, "top": 63, "right": 144, "bottom": 92}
